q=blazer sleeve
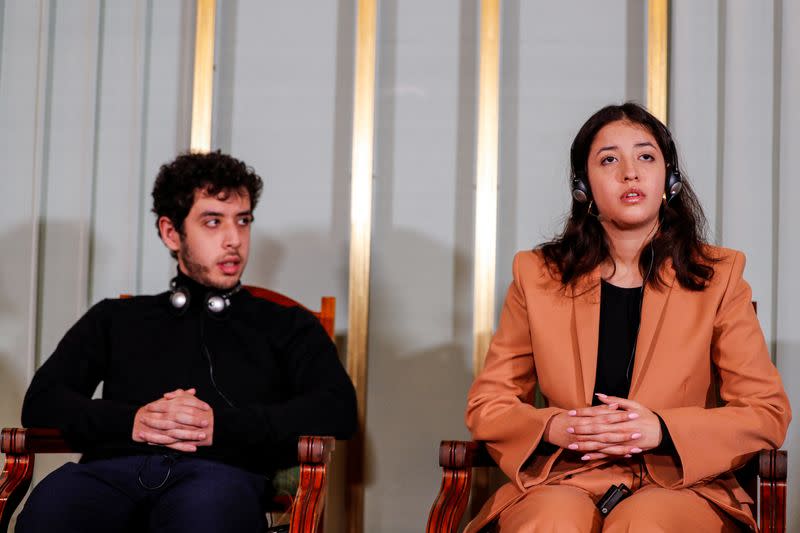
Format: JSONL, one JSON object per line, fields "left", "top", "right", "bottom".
{"left": 465, "top": 252, "right": 564, "bottom": 490}
{"left": 649, "top": 251, "right": 791, "bottom": 488}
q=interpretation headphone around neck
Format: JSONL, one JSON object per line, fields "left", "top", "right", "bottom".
{"left": 570, "top": 133, "right": 683, "bottom": 205}
{"left": 169, "top": 277, "right": 242, "bottom": 316}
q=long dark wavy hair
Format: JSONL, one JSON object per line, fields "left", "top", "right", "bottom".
{"left": 540, "top": 102, "right": 716, "bottom": 291}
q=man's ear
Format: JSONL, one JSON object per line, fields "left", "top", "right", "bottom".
{"left": 158, "top": 216, "right": 181, "bottom": 253}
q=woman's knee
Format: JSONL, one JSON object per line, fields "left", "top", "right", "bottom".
{"left": 602, "top": 487, "right": 735, "bottom": 533}
{"left": 496, "top": 485, "right": 602, "bottom": 532}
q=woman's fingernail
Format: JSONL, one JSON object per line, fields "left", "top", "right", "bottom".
{"left": 631, "top": 433, "right": 642, "bottom": 439}
{"left": 581, "top": 455, "right": 591, "bottom": 461}
{"left": 567, "top": 427, "right": 575, "bottom": 434}
{"left": 624, "top": 454, "right": 632, "bottom": 458}
{"left": 568, "top": 410, "right": 577, "bottom": 416}
{"left": 631, "top": 447, "right": 643, "bottom": 453}
{"left": 198, "top": 433, "right": 205, "bottom": 439}
{"left": 568, "top": 443, "right": 579, "bottom": 450}
{"left": 595, "top": 393, "right": 607, "bottom": 398}
{"left": 628, "top": 413, "right": 640, "bottom": 419}
{"left": 609, "top": 403, "right": 619, "bottom": 409}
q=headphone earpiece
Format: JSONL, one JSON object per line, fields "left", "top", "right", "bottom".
{"left": 571, "top": 175, "right": 591, "bottom": 203}
{"left": 205, "top": 293, "right": 230, "bottom": 315}
{"left": 665, "top": 169, "right": 683, "bottom": 203}
{"left": 169, "top": 281, "right": 190, "bottom": 315}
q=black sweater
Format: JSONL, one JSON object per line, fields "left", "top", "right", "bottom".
{"left": 22, "top": 271, "right": 358, "bottom": 475}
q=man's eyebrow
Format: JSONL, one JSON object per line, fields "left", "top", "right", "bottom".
{"left": 198, "top": 210, "right": 253, "bottom": 217}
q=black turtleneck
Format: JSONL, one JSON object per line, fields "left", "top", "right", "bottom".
{"left": 21, "top": 270, "right": 357, "bottom": 474}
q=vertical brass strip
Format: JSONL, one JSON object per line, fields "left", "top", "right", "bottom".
{"left": 345, "top": 0, "right": 377, "bottom": 532}
{"left": 190, "top": 0, "right": 215, "bottom": 153}
{"left": 473, "top": 0, "right": 501, "bottom": 376}
{"left": 647, "top": 0, "right": 669, "bottom": 123}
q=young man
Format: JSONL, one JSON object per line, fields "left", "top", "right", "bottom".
{"left": 17, "top": 152, "right": 357, "bottom": 533}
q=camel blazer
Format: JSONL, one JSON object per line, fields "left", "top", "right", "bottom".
{"left": 465, "top": 246, "right": 791, "bottom": 532}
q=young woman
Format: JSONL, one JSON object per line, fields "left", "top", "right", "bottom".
{"left": 465, "top": 103, "right": 790, "bottom": 532}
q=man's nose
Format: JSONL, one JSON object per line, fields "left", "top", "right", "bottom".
{"left": 223, "top": 223, "right": 241, "bottom": 248}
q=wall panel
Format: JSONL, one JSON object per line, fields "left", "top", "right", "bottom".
{"left": 669, "top": 0, "right": 720, "bottom": 240}
{"left": 776, "top": 1, "right": 799, "bottom": 529}
{"left": 720, "top": 1, "right": 775, "bottom": 348}
{"left": 90, "top": 0, "right": 148, "bottom": 302}
{"left": 364, "top": 1, "right": 474, "bottom": 530}
{"left": 0, "top": 0, "right": 48, "bottom": 428}
{"left": 36, "top": 0, "right": 101, "bottom": 366}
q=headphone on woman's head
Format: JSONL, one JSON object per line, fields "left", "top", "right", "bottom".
{"left": 169, "top": 277, "right": 242, "bottom": 316}
{"left": 570, "top": 127, "right": 683, "bottom": 205}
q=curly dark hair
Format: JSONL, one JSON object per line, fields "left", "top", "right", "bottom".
{"left": 151, "top": 150, "right": 264, "bottom": 240}
{"left": 540, "top": 102, "right": 716, "bottom": 291}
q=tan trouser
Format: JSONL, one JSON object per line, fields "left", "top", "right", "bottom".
{"left": 495, "top": 461, "right": 744, "bottom": 532}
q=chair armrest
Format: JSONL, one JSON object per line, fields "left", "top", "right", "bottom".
{"left": 757, "top": 449, "right": 787, "bottom": 533}
{"left": 1, "top": 428, "right": 72, "bottom": 533}
{"left": 290, "top": 436, "right": 335, "bottom": 533}
{"left": 1, "top": 428, "right": 71, "bottom": 455}
{"left": 438, "top": 440, "right": 496, "bottom": 470}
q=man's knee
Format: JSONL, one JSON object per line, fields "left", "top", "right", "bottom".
{"left": 17, "top": 462, "right": 137, "bottom": 533}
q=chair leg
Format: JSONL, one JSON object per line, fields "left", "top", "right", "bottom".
{"left": 759, "top": 449, "right": 787, "bottom": 533}
{"left": 426, "top": 467, "right": 473, "bottom": 533}
{"left": 289, "top": 463, "right": 328, "bottom": 533}
{"left": 0, "top": 452, "right": 35, "bottom": 533}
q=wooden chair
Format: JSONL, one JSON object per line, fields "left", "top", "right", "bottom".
{"left": 0, "top": 287, "right": 337, "bottom": 533}
{"left": 427, "top": 302, "right": 788, "bottom": 533}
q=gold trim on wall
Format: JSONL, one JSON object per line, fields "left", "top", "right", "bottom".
{"left": 345, "top": 0, "right": 377, "bottom": 531}
{"left": 647, "top": 0, "right": 669, "bottom": 124}
{"left": 473, "top": 0, "right": 501, "bottom": 376}
{"left": 190, "top": 0, "right": 216, "bottom": 153}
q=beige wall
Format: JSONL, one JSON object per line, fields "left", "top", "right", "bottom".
{"left": 1, "top": 1, "right": 797, "bottom": 531}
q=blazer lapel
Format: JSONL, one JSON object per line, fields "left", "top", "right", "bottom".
{"left": 571, "top": 267, "right": 601, "bottom": 406}
{"left": 628, "top": 262, "right": 676, "bottom": 397}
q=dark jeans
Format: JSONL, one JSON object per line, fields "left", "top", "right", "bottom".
{"left": 16, "top": 454, "right": 268, "bottom": 533}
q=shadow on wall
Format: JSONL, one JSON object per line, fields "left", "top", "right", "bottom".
{"left": 0, "top": 222, "right": 38, "bottom": 428}
{"left": 363, "top": 227, "right": 474, "bottom": 531}
{"left": 0, "top": 221, "right": 86, "bottom": 529}
{"left": 248, "top": 231, "right": 349, "bottom": 318}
